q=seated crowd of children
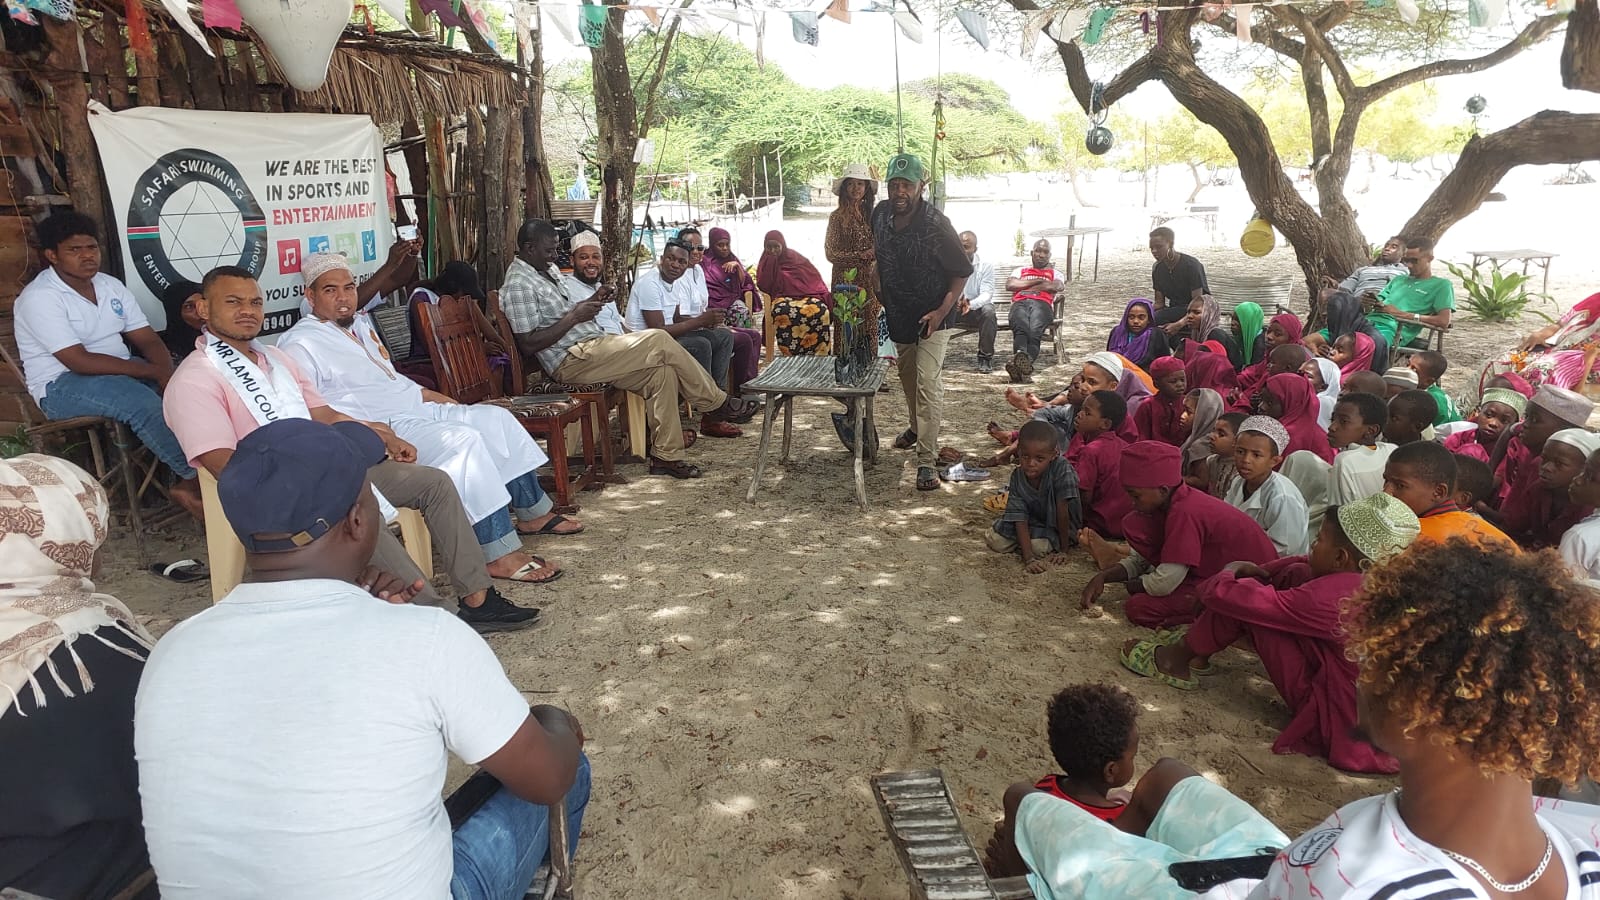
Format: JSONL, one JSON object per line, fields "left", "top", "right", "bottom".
{"left": 975, "top": 301, "right": 1600, "bottom": 898}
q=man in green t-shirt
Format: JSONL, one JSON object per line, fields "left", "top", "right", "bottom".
{"left": 1366, "top": 236, "right": 1454, "bottom": 348}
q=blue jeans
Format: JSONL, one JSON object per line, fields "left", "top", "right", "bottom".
{"left": 39, "top": 372, "right": 195, "bottom": 479}
{"left": 450, "top": 754, "right": 591, "bottom": 900}
{"left": 470, "top": 472, "right": 554, "bottom": 561}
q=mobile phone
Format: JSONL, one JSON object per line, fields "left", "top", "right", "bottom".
{"left": 397, "top": 224, "right": 419, "bottom": 241}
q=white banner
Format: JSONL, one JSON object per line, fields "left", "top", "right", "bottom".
{"left": 86, "top": 101, "right": 392, "bottom": 336}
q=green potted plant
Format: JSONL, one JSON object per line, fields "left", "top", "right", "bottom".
{"left": 831, "top": 270, "right": 873, "bottom": 384}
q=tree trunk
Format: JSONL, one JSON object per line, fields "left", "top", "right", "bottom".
{"left": 522, "top": 4, "right": 555, "bottom": 221}
{"left": 1066, "top": 167, "right": 1093, "bottom": 207}
{"left": 1401, "top": 110, "right": 1600, "bottom": 239}
{"left": 1185, "top": 162, "right": 1204, "bottom": 204}
{"left": 41, "top": 19, "right": 105, "bottom": 230}
{"left": 589, "top": 0, "right": 639, "bottom": 293}
{"left": 1563, "top": 0, "right": 1600, "bottom": 92}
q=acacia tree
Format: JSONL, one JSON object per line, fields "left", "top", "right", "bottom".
{"left": 1007, "top": 0, "right": 1600, "bottom": 295}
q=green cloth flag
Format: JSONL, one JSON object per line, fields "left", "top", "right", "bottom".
{"left": 579, "top": 1, "right": 606, "bottom": 48}
{"left": 1083, "top": 8, "right": 1114, "bottom": 44}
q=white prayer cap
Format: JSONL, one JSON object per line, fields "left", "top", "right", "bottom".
{"left": 570, "top": 231, "right": 601, "bottom": 251}
{"left": 1084, "top": 351, "right": 1124, "bottom": 384}
{"left": 301, "top": 251, "right": 354, "bottom": 289}
{"left": 1547, "top": 428, "right": 1600, "bottom": 460}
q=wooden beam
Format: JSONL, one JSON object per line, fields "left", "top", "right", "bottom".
{"left": 185, "top": 34, "right": 227, "bottom": 111}
{"left": 98, "top": 19, "right": 130, "bottom": 109}
{"left": 41, "top": 19, "right": 106, "bottom": 228}
{"left": 482, "top": 106, "right": 509, "bottom": 288}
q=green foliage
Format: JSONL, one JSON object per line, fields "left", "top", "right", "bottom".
{"left": 832, "top": 275, "right": 868, "bottom": 327}
{"left": 0, "top": 426, "right": 29, "bottom": 459}
{"left": 1443, "top": 260, "right": 1554, "bottom": 324}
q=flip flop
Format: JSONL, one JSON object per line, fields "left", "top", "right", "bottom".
{"left": 982, "top": 490, "right": 1009, "bottom": 514}
{"left": 1119, "top": 639, "right": 1199, "bottom": 691}
{"left": 941, "top": 463, "right": 993, "bottom": 483}
{"left": 649, "top": 458, "right": 703, "bottom": 479}
{"left": 1149, "top": 628, "right": 1213, "bottom": 674}
{"left": 520, "top": 514, "right": 584, "bottom": 536}
{"left": 149, "top": 559, "right": 209, "bottom": 584}
{"left": 495, "top": 556, "right": 563, "bottom": 585}
{"left": 916, "top": 466, "right": 940, "bottom": 491}
{"left": 937, "top": 446, "right": 964, "bottom": 464}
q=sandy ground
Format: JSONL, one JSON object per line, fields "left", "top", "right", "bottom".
{"left": 100, "top": 244, "right": 1591, "bottom": 899}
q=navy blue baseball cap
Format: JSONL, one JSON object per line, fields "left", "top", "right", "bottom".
{"left": 218, "top": 418, "right": 386, "bottom": 553}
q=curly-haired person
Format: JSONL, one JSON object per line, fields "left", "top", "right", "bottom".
{"left": 996, "top": 538, "right": 1600, "bottom": 900}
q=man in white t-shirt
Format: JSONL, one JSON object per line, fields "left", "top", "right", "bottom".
{"left": 12, "top": 212, "right": 202, "bottom": 518}
{"left": 629, "top": 240, "right": 741, "bottom": 438}
{"left": 561, "top": 231, "right": 626, "bottom": 335}
{"left": 135, "top": 417, "right": 590, "bottom": 899}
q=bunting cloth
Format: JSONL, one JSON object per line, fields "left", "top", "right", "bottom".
{"left": 545, "top": 4, "right": 583, "bottom": 45}
{"left": 642, "top": 4, "right": 659, "bottom": 24}
{"left": 579, "top": 0, "right": 607, "bottom": 46}
{"left": 22, "top": 0, "right": 72, "bottom": 20}
{"left": 158, "top": 0, "right": 214, "bottom": 54}
{"left": 789, "top": 10, "right": 819, "bottom": 44}
{"left": 823, "top": 0, "right": 849, "bottom": 23}
{"left": 1395, "top": 0, "right": 1420, "bottom": 22}
{"left": 1046, "top": 8, "right": 1088, "bottom": 41}
{"left": 1200, "top": 1, "right": 1224, "bottom": 21}
{"left": 201, "top": 0, "right": 240, "bottom": 28}
{"left": 5, "top": 0, "right": 36, "bottom": 24}
{"left": 1021, "top": 8, "right": 1054, "bottom": 53}
{"left": 954, "top": 7, "right": 988, "bottom": 48}
{"left": 1084, "top": 6, "right": 1114, "bottom": 41}
{"left": 1235, "top": 3, "right": 1253, "bottom": 40}
{"left": 462, "top": 0, "right": 498, "bottom": 49}
{"left": 123, "top": 0, "right": 155, "bottom": 57}
{"left": 892, "top": 6, "right": 922, "bottom": 42}
{"left": 1467, "top": 0, "right": 1504, "bottom": 25}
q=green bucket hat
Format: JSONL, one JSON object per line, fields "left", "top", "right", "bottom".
{"left": 885, "top": 153, "right": 927, "bottom": 184}
{"left": 1335, "top": 492, "right": 1421, "bottom": 565}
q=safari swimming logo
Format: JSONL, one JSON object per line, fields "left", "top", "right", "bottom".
{"left": 125, "top": 148, "right": 268, "bottom": 299}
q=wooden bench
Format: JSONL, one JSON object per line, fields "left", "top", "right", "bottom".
{"left": 950, "top": 267, "right": 1066, "bottom": 367}
{"left": 872, "top": 769, "right": 1034, "bottom": 900}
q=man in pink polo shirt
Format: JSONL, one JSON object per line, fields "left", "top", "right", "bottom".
{"left": 162, "top": 266, "right": 541, "bottom": 633}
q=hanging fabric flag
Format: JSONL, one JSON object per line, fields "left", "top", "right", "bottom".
{"left": 1047, "top": 8, "right": 1088, "bottom": 42}
{"left": 461, "top": 0, "right": 497, "bottom": 50}
{"left": 1020, "top": 8, "right": 1054, "bottom": 54}
{"left": 641, "top": 5, "right": 660, "bottom": 25}
{"left": 1235, "top": 3, "right": 1252, "bottom": 40}
{"left": 893, "top": 7, "right": 923, "bottom": 43}
{"left": 789, "top": 10, "right": 819, "bottom": 45}
{"left": 158, "top": 0, "right": 215, "bottom": 54}
{"left": 1555, "top": 0, "right": 1575, "bottom": 11}
{"left": 1395, "top": 0, "right": 1420, "bottom": 22}
{"left": 422, "top": 0, "right": 467, "bottom": 28}
{"left": 22, "top": 0, "right": 72, "bottom": 20}
{"left": 1139, "top": 10, "right": 1150, "bottom": 33}
{"left": 545, "top": 4, "right": 583, "bottom": 45}
{"left": 124, "top": 0, "right": 154, "bottom": 56}
{"left": 1468, "top": 0, "right": 1505, "bottom": 25}
{"left": 579, "top": 0, "right": 607, "bottom": 47}
{"left": 6, "top": 0, "right": 38, "bottom": 24}
{"left": 1083, "top": 7, "right": 1113, "bottom": 43}
{"left": 823, "top": 0, "right": 849, "bottom": 23}
{"left": 202, "top": 0, "right": 241, "bottom": 28}
{"left": 706, "top": 6, "right": 757, "bottom": 26}
{"left": 372, "top": 0, "right": 406, "bottom": 26}
{"left": 954, "top": 8, "right": 989, "bottom": 48}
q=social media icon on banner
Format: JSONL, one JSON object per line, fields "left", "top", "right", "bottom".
{"left": 335, "top": 233, "right": 358, "bottom": 258}
{"left": 308, "top": 235, "right": 331, "bottom": 254}
{"left": 277, "top": 240, "right": 302, "bottom": 274}
{"left": 361, "top": 230, "right": 377, "bottom": 262}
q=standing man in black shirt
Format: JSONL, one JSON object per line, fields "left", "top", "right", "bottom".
{"left": 872, "top": 153, "right": 973, "bottom": 492}
{"left": 1148, "top": 226, "right": 1209, "bottom": 328}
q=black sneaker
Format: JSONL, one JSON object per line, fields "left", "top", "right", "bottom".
{"left": 458, "top": 588, "right": 542, "bottom": 634}
{"left": 975, "top": 355, "right": 994, "bottom": 374}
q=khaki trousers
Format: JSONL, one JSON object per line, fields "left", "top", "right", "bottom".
{"left": 894, "top": 329, "right": 952, "bottom": 467}
{"left": 369, "top": 459, "right": 492, "bottom": 608}
{"left": 554, "top": 330, "right": 727, "bottom": 462}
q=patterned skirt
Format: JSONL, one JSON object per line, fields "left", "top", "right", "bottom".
{"left": 771, "top": 297, "right": 833, "bottom": 356}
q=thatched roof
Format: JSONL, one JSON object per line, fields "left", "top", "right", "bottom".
{"left": 275, "top": 30, "right": 524, "bottom": 123}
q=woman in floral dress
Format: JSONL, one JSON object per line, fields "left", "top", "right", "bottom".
{"left": 823, "top": 163, "right": 885, "bottom": 356}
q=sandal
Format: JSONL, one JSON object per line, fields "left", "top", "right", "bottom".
{"left": 982, "top": 490, "right": 1009, "bottom": 514}
{"left": 916, "top": 466, "right": 940, "bottom": 491}
{"left": 1149, "top": 628, "right": 1212, "bottom": 674}
{"left": 1119, "top": 639, "right": 1199, "bottom": 691}
{"left": 937, "top": 446, "right": 964, "bottom": 464}
{"left": 700, "top": 419, "right": 743, "bottom": 439}
{"left": 892, "top": 429, "right": 918, "bottom": 450}
{"left": 682, "top": 428, "right": 698, "bottom": 449}
{"left": 649, "top": 458, "right": 703, "bottom": 479}
{"left": 520, "top": 514, "right": 584, "bottom": 536}
{"left": 495, "top": 556, "right": 563, "bottom": 585}
{"left": 149, "top": 559, "right": 209, "bottom": 584}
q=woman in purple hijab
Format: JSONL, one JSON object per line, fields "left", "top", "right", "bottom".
{"left": 1104, "top": 298, "right": 1170, "bottom": 370}
{"left": 697, "top": 226, "right": 763, "bottom": 399}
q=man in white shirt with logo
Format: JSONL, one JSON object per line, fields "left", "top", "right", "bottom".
{"left": 278, "top": 253, "right": 580, "bottom": 588}
{"left": 628, "top": 239, "right": 742, "bottom": 438}
{"left": 135, "top": 417, "right": 590, "bottom": 899}
{"left": 12, "top": 212, "right": 203, "bottom": 518}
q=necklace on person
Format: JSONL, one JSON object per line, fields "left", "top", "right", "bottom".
{"left": 1440, "top": 837, "right": 1553, "bottom": 893}
{"left": 323, "top": 317, "right": 396, "bottom": 381}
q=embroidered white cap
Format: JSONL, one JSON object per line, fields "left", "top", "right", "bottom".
{"left": 301, "top": 251, "right": 353, "bottom": 289}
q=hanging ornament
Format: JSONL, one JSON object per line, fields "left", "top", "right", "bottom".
{"left": 1465, "top": 94, "right": 1487, "bottom": 115}
{"left": 1085, "top": 80, "right": 1114, "bottom": 155}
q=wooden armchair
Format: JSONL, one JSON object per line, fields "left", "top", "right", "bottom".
{"left": 416, "top": 294, "right": 600, "bottom": 513}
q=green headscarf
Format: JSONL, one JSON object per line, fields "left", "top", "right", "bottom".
{"left": 1233, "top": 301, "right": 1264, "bottom": 366}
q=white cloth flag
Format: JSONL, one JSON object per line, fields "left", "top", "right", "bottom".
{"left": 954, "top": 8, "right": 989, "bottom": 48}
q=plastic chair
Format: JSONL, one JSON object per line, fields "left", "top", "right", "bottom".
{"left": 199, "top": 470, "right": 432, "bottom": 602}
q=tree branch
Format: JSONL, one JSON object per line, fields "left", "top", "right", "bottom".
{"left": 1401, "top": 111, "right": 1600, "bottom": 239}
{"left": 1270, "top": 4, "right": 1355, "bottom": 98}
{"left": 1362, "top": 15, "right": 1562, "bottom": 102}
{"left": 1213, "top": 10, "right": 1304, "bottom": 62}
{"left": 1005, "top": 0, "right": 1160, "bottom": 113}
{"left": 636, "top": 12, "right": 684, "bottom": 134}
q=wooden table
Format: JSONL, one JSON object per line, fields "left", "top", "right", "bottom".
{"left": 1467, "top": 248, "right": 1558, "bottom": 294}
{"left": 744, "top": 355, "right": 889, "bottom": 510}
{"left": 1034, "top": 221, "right": 1113, "bottom": 282}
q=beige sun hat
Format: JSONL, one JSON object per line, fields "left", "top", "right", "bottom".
{"left": 832, "top": 163, "right": 874, "bottom": 196}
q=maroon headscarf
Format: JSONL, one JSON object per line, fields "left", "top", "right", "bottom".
{"left": 1185, "top": 350, "right": 1237, "bottom": 394}
{"left": 1269, "top": 312, "right": 1304, "bottom": 346}
{"left": 1264, "top": 372, "right": 1334, "bottom": 463}
{"left": 701, "top": 226, "right": 759, "bottom": 310}
{"left": 755, "top": 230, "right": 830, "bottom": 303}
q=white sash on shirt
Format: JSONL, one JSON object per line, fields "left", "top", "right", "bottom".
{"left": 203, "top": 333, "right": 397, "bottom": 522}
{"left": 204, "top": 334, "right": 312, "bottom": 426}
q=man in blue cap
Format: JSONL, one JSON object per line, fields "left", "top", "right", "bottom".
{"left": 872, "top": 152, "right": 973, "bottom": 491}
{"left": 135, "top": 418, "right": 590, "bottom": 900}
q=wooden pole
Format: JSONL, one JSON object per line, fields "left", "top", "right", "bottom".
{"left": 123, "top": 0, "right": 161, "bottom": 105}
{"left": 520, "top": 0, "right": 554, "bottom": 220}
{"left": 482, "top": 107, "right": 510, "bottom": 289}
{"left": 41, "top": 18, "right": 105, "bottom": 228}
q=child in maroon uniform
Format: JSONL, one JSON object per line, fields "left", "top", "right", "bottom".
{"left": 1070, "top": 390, "right": 1133, "bottom": 541}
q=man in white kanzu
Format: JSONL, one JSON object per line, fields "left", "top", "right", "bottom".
{"left": 135, "top": 418, "right": 589, "bottom": 899}
{"left": 278, "top": 253, "right": 579, "bottom": 586}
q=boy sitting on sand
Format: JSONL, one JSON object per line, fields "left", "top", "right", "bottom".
{"left": 985, "top": 421, "right": 1082, "bottom": 574}
{"left": 1069, "top": 391, "right": 1132, "bottom": 543}
{"left": 1383, "top": 441, "right": 1514, "bottom": 546}
{"left": 1382, "top": 390, "right": 1437, "bottom": 446}
{"left": 1120, "top": 493, "right": 1419, "bottom": 774}
{"left": 1200, "top": 412, "right": 1246, "bottom": 497}
{"left": 1406, "top": 349, "right": 1460, "bottom": 425}
{"left": 1226, "top": 417, "right": 1310, "bottom": 557}
{"left": 1326, "top": 392, "right": 1393, "bottom": 504}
